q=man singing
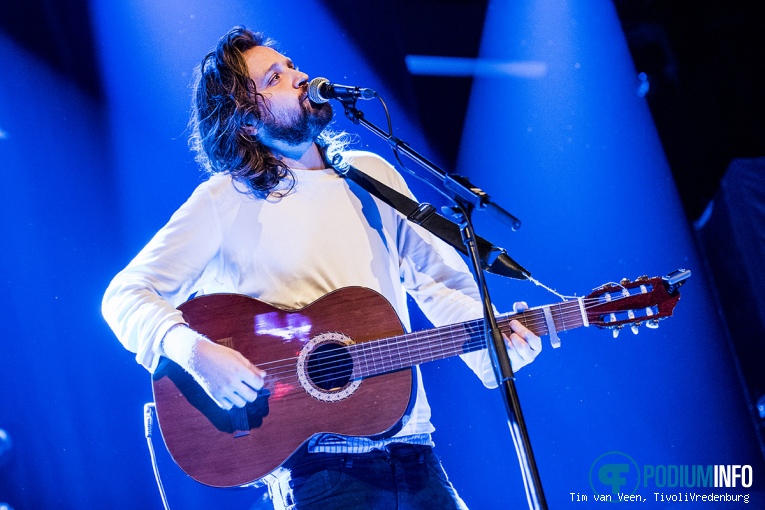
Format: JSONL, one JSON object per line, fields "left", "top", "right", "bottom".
{"left": 102, "top": 26, "right": 541, "bottom": 509}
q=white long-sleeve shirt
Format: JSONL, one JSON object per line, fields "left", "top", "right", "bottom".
{"left": 102, "top": 150, "right": 498, "bottom": 441}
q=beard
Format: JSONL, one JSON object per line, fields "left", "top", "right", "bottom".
{"left": 259, "top": 98, "right": 333, "bottom": 146}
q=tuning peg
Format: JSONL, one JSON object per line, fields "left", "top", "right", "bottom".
{"left": 636, "top": 275, "right": 650, "bottom": 282}
{"left": 620, "top": 278, "right": 631, "bottom": 286}
{"left": 646, "top": 319, "right": 660, "bottom": 329}
{"left": 612, "top": 326, "right": 622, "bottom": 338}
{"left": 631, "top": 324, "right": 640, "bottom": 335}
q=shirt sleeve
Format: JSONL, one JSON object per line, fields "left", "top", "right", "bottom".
{"left": 397, "top": 213, "right": 501, "bottom": 388}
{"left": 101, "top": 181, "right": 223, "bottom": 372}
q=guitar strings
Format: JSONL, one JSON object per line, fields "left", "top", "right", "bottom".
{"left": 245, "top": 293, "right": 647, "bottom": 389}
{"left": 260, "top": 318, "right": 532, "bottom": 386}
{"left": 253, "top": 294, "right": 632, "bottom": 383}
{"left": 254, "top": 304, "right": 559, "bottom": 375}
{"left": 255, "top": 305, "right": 630, "bottom": 388}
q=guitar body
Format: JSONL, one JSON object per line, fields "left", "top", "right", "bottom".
{"left": 152, "top": 287, "right": 413, "bottom": 487}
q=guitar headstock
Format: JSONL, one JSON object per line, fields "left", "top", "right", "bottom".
{"left": 586, "top": 269, "right": 691, "bottom": 337}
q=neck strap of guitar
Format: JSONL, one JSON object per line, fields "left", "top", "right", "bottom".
{"left": 325, "top": 152, "right": 529, "bottom": 281}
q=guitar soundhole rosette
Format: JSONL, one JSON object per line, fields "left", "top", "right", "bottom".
{"left": 296, "top": 332, "right": 361, "bottom": 402}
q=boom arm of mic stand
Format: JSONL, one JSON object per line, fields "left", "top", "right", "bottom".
{"left": 341, "top": 101, "right": 522, "bottom": 231}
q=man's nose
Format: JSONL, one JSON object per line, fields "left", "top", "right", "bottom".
{"left": 294, "top": 70, "right": 309, "bottom": 88}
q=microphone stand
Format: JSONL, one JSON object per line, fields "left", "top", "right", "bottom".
{"left": 338, "top": 99, "right": 547, "bottom": 510}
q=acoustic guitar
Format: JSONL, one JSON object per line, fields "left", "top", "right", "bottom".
{"left": 152, "top": 269, "right": 690, "bottom": 487}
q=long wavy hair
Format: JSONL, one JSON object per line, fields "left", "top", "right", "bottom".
{"left": 189, "top": 26, "right": 345, "bottom": 197}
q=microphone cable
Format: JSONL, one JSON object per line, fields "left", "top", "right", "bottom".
{"left": 144, "top": 402, "right": 171, "bottom": 510}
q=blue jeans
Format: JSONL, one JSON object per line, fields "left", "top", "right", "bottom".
{"left": 269, "top": 444, "right": 469, "bottom": 509}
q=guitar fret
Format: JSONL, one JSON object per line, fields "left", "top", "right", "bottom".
{"left": 419, "top": 330, "right": 428, "bottom": 364}
{"left": 437, "top": 327, "right": 446, "bottom": 362}
{"left": 353, "top": 343, "right": 363, "bottom": 379}
{"left": 560, "top": 301, "right": 582, "bottom": 332}
{"left": 437, "top": 327, "right": 450, "bottom": 360}
{"left": 365, "top": 342, "right": 373, "bottom": 376}
{"left": 372, "top": 340, "right": 382, "bottom": 375}
{"left": 440, "top": 331, "right": 450, "bottom": 358}
{"left": 377, "top": 337, "right": 387, "bottom": 374}
{"left": 418, "top": 331, "right": 436, "bottom": 363}
{"left": 423, "top": 330, "right": 432, "bottom": 363}
{"left": 408, "top": 332, "right": 418, "bottom": 366}
{"left": 465, "top": 320, "right": 485, "bottom": 353}
{"left": 393, "top": 333, "right": 402, "bottom": 368}
{"left": 386, "top": 335, "right": 394, "bottom": 372}
{"left": 395, "top": 331, "right": 404, "bottom": 371}
{"left": 392, "top": 335, "right": 401, "bottom": 369}
{"left": 365, "top": 343, "right": 373, "bottom": 376}
{"left": 524, "top": 310, "right": 547, "bottom": 338}
{"left": 410, "top": 330, "right": 421, "bottom": 365}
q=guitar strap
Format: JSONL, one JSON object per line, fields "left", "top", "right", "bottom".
{"left": 326, "top": 153, "right": 529, "bottom": 280}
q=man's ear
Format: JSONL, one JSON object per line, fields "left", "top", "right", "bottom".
{"left": 243, "top": 114, "right": 260, "bottom": 137}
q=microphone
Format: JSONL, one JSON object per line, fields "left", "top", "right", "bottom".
{"left": 308, "top": 77, "right": 377, "bottom": 104}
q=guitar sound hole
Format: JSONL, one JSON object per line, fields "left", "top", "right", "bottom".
{"left": 306, "top": 342, "right": 353, "bottom": 391}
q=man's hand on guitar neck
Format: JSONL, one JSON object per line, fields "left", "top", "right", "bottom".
{"left": 504, "top": 301, "right": 542, "bottom": 372}
{"left": 160, "top": 324, "right": 266, "bottom": 410}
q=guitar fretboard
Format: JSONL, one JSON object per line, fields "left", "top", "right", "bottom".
{"left": 349, "top": 301, "right": 587, "bottom": 378}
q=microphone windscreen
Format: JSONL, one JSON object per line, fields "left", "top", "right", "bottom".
{"left": 308, "top": 77, "right": 329, "bottom": 104}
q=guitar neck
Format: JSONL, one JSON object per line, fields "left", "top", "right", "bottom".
{"left": 350, "top": 300, "right": 587, "bottom": 378}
